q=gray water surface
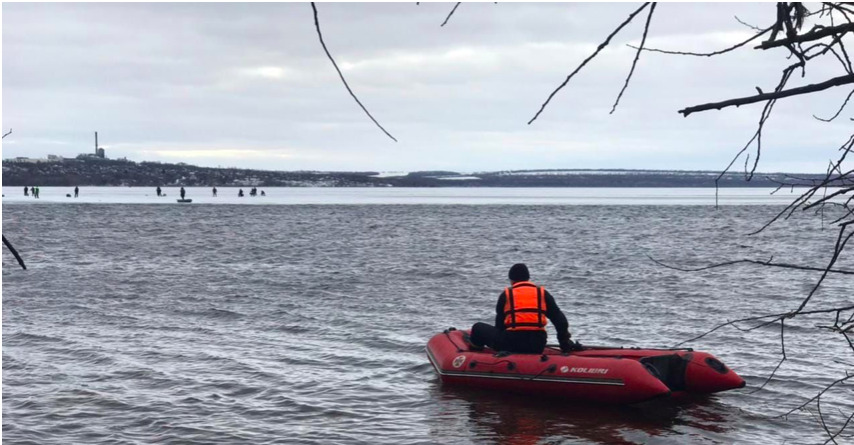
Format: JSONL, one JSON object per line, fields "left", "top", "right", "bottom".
{"left": 3, "top": 203, "right": 852, "bottom": 444}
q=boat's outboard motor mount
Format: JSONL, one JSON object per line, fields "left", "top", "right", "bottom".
{"left": 640, "top": 354, "right": 690, "bottom": 391}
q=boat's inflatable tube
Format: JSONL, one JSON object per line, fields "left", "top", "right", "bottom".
{"left": 426, "top": 329, "right": 745, "bottom": 404}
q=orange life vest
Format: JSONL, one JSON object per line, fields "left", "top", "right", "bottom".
{"left": 503, "top": 281, "right": 547, "bottom": 331}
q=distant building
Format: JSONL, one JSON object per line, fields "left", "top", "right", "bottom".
{"left": 95, "top": 131, "right": 105, "bottom": 158}
{"left": 77, "top": 131, "right": 107, "bottom": 160}
{"left": 7, "top": 156, "right": 54, "bottom": 163}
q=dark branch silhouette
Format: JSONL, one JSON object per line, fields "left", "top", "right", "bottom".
{"left": 528, "top": 2, "right": 651, "bottom": 125}
{"left": 2, "top": 128, "right": 11, "bottom": 139}
{"left": 814, "top": 88, "right": 854, "bottom": 121}
{"left": 749, "top": 134, "right": 853, "bottom": 235}
{"left": 758, "top": 22, "right": 854, "bottom": 49}
{"left": 2, "top": 235, "right": 27, "bottom": 270}
{"left": 779, "top": 374, "right": 854, "bottom": 418}
{"left": 646, "top": 255, "right": 854, "bottom": 275}
{"left": 678, "top": 73, "right": 854, "bottom": 116}
{"left": 631, "top": 24, "right": 773, "bottom": 58}
{"left": 672, "top": 305, "right": 854, "bottom": 347}
{"left": 610, "top": 3, "right": 656, "bottom": 114}
{"left": 310, "top": 2, "right": 397, "bottom": 142}
{"left": 441, "top": 2, "right": 461, "bottom": 27}
{"left": 748, "top": 320, "right": 787, "bottom": 394}
{"left": 735, "top": 15, "right": 764, "bottom": 32}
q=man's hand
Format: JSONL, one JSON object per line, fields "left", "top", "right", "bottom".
{"left": 560, "top": 339, "right": 584, "bottom": 353}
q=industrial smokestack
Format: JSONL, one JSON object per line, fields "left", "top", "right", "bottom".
{"left": 95, "top": 131, "right": 98, "bottom": 154}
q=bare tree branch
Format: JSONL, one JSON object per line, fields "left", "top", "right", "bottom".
{"left": 2, "top": 128, "right": 11, "bottom": 139}
{"left": 310, "top": 2, "right": 397, "bottom": 142}
{"left": 673, "top": 305, "right": 854, "bottom": 347}
{"left": 630, "top": 24, "right": 772, "bottom": 57}
{"left": 441, "top": 2, "right": 461, "bottom": 27}
{"left": 735, "top": 15, "right": 764, "bottom": 32}
{"left": 647, "top": 255, "right": 854, "bottom": 275}
{"left": 711, "top": 62, "right": 801, "bottom": 203}
{"left": 679, "top": 73, "right": 854, "bottom": 117}
{"left": 780, "top": 374, "right": 854, "bottom": 418}
{"left": 528, "top": 2, "right": 651, "bottom": 125}
{"left": 749, "top": 320, "right": 787, "bottom": 393}
{"left": 814, "top": 88, "right": 854, "bottom": 121}
{"left": 610, "top": 3, "right": 656, "bottom": 114}
{"left": 823, "top": 410, "right": 854, "bottom": 445}
{"left": 748, "top": 134, "right": 854, "bottom": 234}
{"left": 758, "top": 22, "right": 854, "bottom": 49}
{"left": 2, "top": 235, "right": 27, "bottom": 270}
{"left": 793, "top": 225, "right": 853, "bottom": 314}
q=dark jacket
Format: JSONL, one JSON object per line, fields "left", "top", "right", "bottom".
{"left": 495, "top": 285, "right": 573, "bottom": 351}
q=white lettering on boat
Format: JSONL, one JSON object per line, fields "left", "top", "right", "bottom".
{"left": 452, "top": 355, "right": 466, "bottom": 368}
{"left": 569, "top": 367, "right": 609, "bottom": 375}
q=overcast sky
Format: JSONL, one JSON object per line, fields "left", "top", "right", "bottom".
{"left": 2, "top": 2, "right": 851, "bottom": 173}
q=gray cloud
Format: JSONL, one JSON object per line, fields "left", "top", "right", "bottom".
{"left": 2, "top": 2, "right": 850, "bottom": 172}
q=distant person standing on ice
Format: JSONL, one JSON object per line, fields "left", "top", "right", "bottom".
{"left": 34, "top": 186, "right": 40, "bottom": 199}
{"left": 23, "top": 186, "right": 28, "bottom": 197}
{"left": 212, "top": 186, "right": 217, "bottom": 197}
{"left": 465, "top": 263, "right": 580, "bottom": 354}
{"left": 74, "top": 186, "right": 79, "bottom": 198}
{"left": 180, "top": 187, "right": 186, "bottom": 200}
{"left": 156, "top": 186, "right": 162, "bottom": 197}
{"left": 30, "top": 186, "right": 35, "bottom": 197}
{"left": 238, "top": 189, "right": 244, "bottom": 197}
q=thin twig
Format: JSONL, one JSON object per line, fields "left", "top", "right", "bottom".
{"left": 528, "top": 2, "right": 651, "bottom": 125}
{"left": 814, "top": 88, "right": 854, "bottom": 121}
{"left": 779, "top": 375, "right": 854, "bottom": 418}
{"left": 610, "top": 3, "right": 656, "bottom": 114}
{"left": 793, "top": 226, "right": 853, "bottom": 314}
{"left": 647, "top": 255, "right": 854, "bottom": 275}
{"left": 735, "top": 15, "right": 764, "bottom": 32}
{"left": 824, "top": 410, "right": 854, "bottom": 445}
{"left": 441, "top": 2, "right": 461, "bottom": 27}
{"left": 749, "top": 320, "right": 786, "bottom": 393}
{"left": 2, "top": 128, "right": 11, "bottom": 139}
{"left": 631, "top": 24, "right": 772, "bottom": 57}
{"left": 310, "top": 2, "right": 397, "bottom": 142}
{"left": 749, "top": 134, "right": 854, "bottom": 235}
{"left": 673, "top": 305, "right": 854, "bottom": 347}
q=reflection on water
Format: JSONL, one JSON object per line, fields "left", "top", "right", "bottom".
{"left": 429, "top": 384, "right": 740, "bottom": 444}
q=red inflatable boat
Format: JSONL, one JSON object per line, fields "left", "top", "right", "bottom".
{"left": 426, "top": 329, "right": 745, "bottom": 404}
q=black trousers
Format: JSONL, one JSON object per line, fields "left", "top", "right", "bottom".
{"left": 470, "top": 322, "right": 547, "bottom": 354}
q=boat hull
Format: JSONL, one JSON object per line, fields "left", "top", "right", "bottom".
{"left": 426, "top": 329, "right": 744, "bottom": 404}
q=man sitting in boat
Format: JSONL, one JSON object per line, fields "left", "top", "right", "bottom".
{"left": 466, "top": 263, "right": 580, "bottom": 354}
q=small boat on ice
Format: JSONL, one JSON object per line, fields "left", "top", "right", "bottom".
{"left": 426, "top": 328, "right": 745, "bottom": 404}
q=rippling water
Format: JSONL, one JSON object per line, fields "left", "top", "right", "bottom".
{"left": 3, "top": 199, "right": 852, "bottom": 444}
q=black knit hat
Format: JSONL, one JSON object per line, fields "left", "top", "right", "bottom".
{"left": 508, "top": 263, "right": 530, "bottom": 282}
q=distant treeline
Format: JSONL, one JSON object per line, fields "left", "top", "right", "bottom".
{"left": 0, "top": 158, "right": 835, "bottom": 188}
